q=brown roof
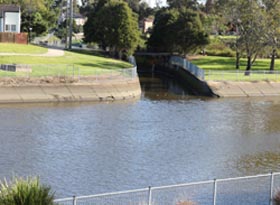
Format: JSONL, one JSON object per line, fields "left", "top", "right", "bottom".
{"left": 0, "top": 4, "right": 20, "bottom": 13}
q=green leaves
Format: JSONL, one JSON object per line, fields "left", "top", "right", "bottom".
{"left": 148, "top": 8, "right": 209, "bottom": 54}
{"left": 84, "top": 0, "right": 141, "bottom": 57}
{"left": 0, "top": 177, "right": 56, "bottom": 205}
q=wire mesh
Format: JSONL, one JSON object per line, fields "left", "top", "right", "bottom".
{"left": 54, "top": 198, "right": 74, "bottom": 205}
{"left": 215, "top": 175, "right": 271, "bottom": 205}
{"left": 54, "top": 173, "right": 280, "bottom": 205}
{"left": 206, "top": 70, "right": 280, "bottom": 81}
{"left": 0, "top": 64, "right": 136, "bottom": 82}
{"left": 151, "top": 181, "right": 214, "bottom": 205}
{"left": 76, "top": 189, "right": 149, "bottom": 205}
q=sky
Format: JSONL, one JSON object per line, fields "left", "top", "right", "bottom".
{"left": 76, "top": 0, "right": 206, "bottom": 8}
{"left": 145, "top": 0, "right": 206, "bottom": 8}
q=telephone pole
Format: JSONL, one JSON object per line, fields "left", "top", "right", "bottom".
{"left": 68, "top": 0, "right": 73, "bottom": 50}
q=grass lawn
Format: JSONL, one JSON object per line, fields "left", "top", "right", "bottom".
{"left": 0, "top": 44, "right": 132, "bottom": 77}
{"left": 191, "top": 56, "right": 280, "bottom": 70}
{"left": 0, "top": 43, "right": 48, "bottom": 54}
{"left": 191, "top": 56, "right": 280, "bottom": 81}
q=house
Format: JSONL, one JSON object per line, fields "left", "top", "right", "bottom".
{"left": 142, "top": 17, "right": 154, "bottom": 33}
{"left": 73, "top": 13, "right": 86, "bottom": 26}
{"left": 0, "top": 4, "right": 21, "bottom": 33}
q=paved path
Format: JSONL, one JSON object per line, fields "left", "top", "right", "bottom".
{"left": 0, "top": 48, "right": 65, "bottom": 57}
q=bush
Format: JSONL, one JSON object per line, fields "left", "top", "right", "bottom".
{"left": 205, "top": 37, "right": 235, "bottom": 57}
{"left": 0, "top": 177, "right": 56, "bottom": 205}
{"left": 274, "top": 189, "right": 280, "bottom": 205}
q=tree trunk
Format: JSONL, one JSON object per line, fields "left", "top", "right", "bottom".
{"left": 236, "top": 51, "right": 240, "bottom": 69}
{"left": 245, "top": 55, "right": 251, "bottom": 75}
{"left": 270, "top": 49, "right": 276, "bottom": 72}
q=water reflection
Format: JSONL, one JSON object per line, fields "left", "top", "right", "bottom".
{"left": 235, "top": 151, "right": 280, "bottom": 175}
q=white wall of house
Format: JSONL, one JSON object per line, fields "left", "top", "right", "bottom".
{"left": 5, "top": 12, "right": 20, "bottom": 33}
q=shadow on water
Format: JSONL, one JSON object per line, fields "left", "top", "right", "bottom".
{"left": 138, "top": 72, "right": 206, "bottom": 101}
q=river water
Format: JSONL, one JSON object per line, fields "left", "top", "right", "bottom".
{"left": 0, "top": 74, "right": 280, "bottom": 198}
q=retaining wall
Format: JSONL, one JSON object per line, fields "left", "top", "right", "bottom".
{"left": 208, "top": 81, "right": 280, "bottom": 97}
{"left": 0, "top": 78, "right": 141, "bottom": 103}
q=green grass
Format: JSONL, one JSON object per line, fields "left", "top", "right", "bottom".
{"left": 191, "top": 56, "right": 280, "bottom": 81}
{"left": 0, "top": 44, "right": 132, "bottom": 77}
{"left": 191, "top": 56, "right": 280, "bottom": 71}
{"left": 0, "top": 43, "right": 48, "bottom": 54}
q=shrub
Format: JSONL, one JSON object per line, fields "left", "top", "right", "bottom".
{"left": 204, "top": 37, "right": 235, "bottom": 57}
{"left": 0, "top": 177, "right": 56, "bottom": 205}
{"left": 274, "top": 189, "right": 280, "bottom": 205}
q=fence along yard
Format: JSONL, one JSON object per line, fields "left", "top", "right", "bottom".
{"left": 54, "top": 172, "right": 280, "bottom": 205}
{"left": 0, "top": 32, "right": 27, "bottom": 44}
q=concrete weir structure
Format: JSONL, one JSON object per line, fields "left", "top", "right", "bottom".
{"left": 0, "top": 78, "right": 141, "bottom": 103}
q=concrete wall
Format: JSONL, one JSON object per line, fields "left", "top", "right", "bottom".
{"left": 0, "top": 78, "right": 141, "bottom": 103}
{"left": 208, "top": 81, "right": 280, "bottom": 97}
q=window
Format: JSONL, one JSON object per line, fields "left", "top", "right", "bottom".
{"left": 11, "top": 25, "right": 16, "bottom": 32}
{"left": 5, "top": 24, "right": 10, "bottom": 31}
{"left": 5, "top": 25, "right": 16, "bottom": 32}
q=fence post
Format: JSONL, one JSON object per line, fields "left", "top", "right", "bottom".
{"left": 73, "top": 196, "right": 77, "bottom": 205}
{"left": 148, "top": 186, "right": 152, "bottom": 205}
{"left": 213, "top": 179, "right": 217, "bottom": 205}
{"left": 270, "top": 172, "right": 274, "bottom": 205}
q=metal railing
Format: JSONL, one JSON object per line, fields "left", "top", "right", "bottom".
{"left": 54, "top": 172, "right": 280, "bottom": 205}
{"left": 206, "top": 70, "right": 280, "bottom": 82}
{"left": 0, "top": 64, "right": 137, "bottom": 82}
{"left": 170, "top": 56, "right": 205, "bottom": 80}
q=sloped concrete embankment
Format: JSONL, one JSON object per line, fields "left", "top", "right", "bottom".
{"left": 208, "top": 81, "right": 280, "bottom": 97}
{"left": 0, "top": 78, "right": 141, "bottom": 103}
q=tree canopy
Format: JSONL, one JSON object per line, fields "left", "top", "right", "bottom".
{"left": 84, "top": 0, "right": 141, "bottom": 58}
{"left": 148, "top": 8, "right": 209, "bottom": 55}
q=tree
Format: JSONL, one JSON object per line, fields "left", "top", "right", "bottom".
{"left": 262, "top": 0, "right": 280, "bottom": 71}
{"left": 214, "top": 0, "right": 267, "bottom": 72}
{"left": 147, "top": 8, "right": 209, "bottom": 55}
{"left": 167, "top": 0, "right": 199, "bottom": 9}
{"left": 84, "top": 0, "right": 141, "bottom": 58}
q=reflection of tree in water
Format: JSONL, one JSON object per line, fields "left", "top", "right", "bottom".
{"left": 236, "top": 152, "right": 280, "bottom": 175}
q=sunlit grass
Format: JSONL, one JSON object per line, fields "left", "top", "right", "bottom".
{"left": 0, "top": 44, "right": 132, "bottom": 77}
{"left": 192, "top": 56, "right": 280, "bottom": 71}
{"left": 191, "top": 56, "right": 280, "bottom": 81}
{"left": 0, "top": 43, "right": 48, "bottom": 54}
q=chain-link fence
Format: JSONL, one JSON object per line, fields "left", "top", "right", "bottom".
{"left": 0, "top": 64, "right": 137, "bottom": 83}
{"left": 170, "top": 56, "right": 205, "bottom": 80}
{"left": 54, "top": 172, "right": 280, "bottom": 205}
{"left": 206, "top": 70, "right": 280, "bottom": 82}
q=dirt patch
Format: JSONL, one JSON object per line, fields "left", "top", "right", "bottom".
{"left": 0, "top": 76, "right": 78, "bottom": 86}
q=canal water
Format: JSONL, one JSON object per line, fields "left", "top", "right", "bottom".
{"left": 0, "top": 74, "right": 280, "bottom": 198}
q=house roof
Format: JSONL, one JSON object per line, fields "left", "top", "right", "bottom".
{"left": 73, "top": 13, "right": 85, "bottom": 19}
{"left": 0, "top": 4, "right": 20, "bottom": 13}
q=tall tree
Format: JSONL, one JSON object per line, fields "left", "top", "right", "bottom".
{"left": 262, "top": 0, "right": 280, "bottom": 71}
{"left": 84, "top": 0, "right": 141, "bottom": 58}
{"left": 148, "top": 8, "right": 209, "bottom": 55}
{"left": 214, "top": 0, "right": 267, "bottom": 72}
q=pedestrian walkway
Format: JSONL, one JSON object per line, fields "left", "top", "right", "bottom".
{"left": 0, "top": 48, "right": 65, "bottom": 57}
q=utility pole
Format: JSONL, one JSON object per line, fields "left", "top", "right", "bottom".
{"left": 65, "top": 0, "right": 68, "bottom": 49}
{"left": 68, "top": 0, "right": 73, "bottom": 50}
